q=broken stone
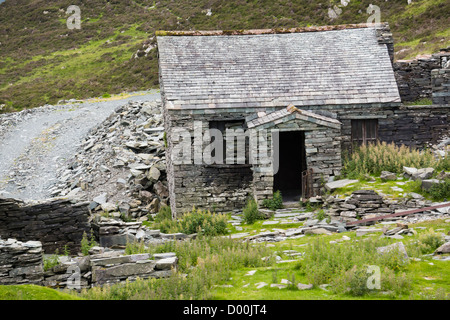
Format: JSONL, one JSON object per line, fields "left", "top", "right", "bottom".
{"left": 325, "top": 179, "right": 358, "bottom": 192}
{"left": 380, "top": 171, "right": 397, "bottom": 181}
{"left": 377, "top": 242, "right": 409, "bottom": 260}
{"left": 435, "top": 242, "right": 450, "bottom": 254}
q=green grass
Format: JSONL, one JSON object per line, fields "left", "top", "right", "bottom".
{"left": 0, "top": 285, "right": 83, "bottom": 300}
{"left": 1, "top": 218, "right": 448, "bottom": 300}
{"left": 331, "top": 176, "right": 424, "bottom": 200}
{"left": 210, "top": 219, "right": 450, "bottom": 300}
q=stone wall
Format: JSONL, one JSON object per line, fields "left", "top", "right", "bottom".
{"left": 0, "top": 197, "right": 91, "bottom": 254}
{"left": 306, "top": 103, "right": 449, "bottom": 150}
{"left": 164, "top": 107, "right": 277, "bottom": 217}
{"left": 0, "top": 238, "right": 44, "bottom": 285}
{"left": 393, "top": 51, "right": 450, "bottom": 102}
{"left": 164, "top": 102, "right": 449, "bottom": 215}
{"left": 0, "top": 238, "right": 177, "bottom": 288}
{"left": 379, "top": 105, "right": 450, "bottom": 148}
{"left": 432, "top": 69, "right": 450, "bottom": 105}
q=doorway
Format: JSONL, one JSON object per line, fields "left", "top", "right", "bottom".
{"left": 273, "top": 131, "right": 306, "bottom": 202}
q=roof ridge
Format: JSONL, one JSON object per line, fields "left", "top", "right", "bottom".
{"left": 156, "top": 23, "right": 389, "bottom": 37}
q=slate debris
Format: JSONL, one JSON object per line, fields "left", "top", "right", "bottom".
{"left": 52, "top": 100, "right": 169, "bottom": 220}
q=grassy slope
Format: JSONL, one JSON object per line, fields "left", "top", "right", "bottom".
{"left": 0, "top": 284, "right": 82, "bottom": 300}
{"left": 0, "top": 0, "right": 449, "bottom": 111}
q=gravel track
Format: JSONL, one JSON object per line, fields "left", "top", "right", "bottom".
{"left": 0, "top": 91, "right": 161, "bottom": 200}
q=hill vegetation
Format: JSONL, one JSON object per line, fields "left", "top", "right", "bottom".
{"left": 0, "top": 0, "right": 449, "bottom": 112}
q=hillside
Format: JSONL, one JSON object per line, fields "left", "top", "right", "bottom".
{"left": 0, "top": 0, "right": 449, "bottom": 112}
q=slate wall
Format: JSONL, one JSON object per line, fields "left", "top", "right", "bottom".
{"left": 432, "top": 69, "right": 450, "bottom": 105}
{"left": 0, "top": 197, "right": 91, "bottom": 254}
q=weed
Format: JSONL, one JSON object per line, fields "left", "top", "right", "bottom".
{"left": 243, "top": 198, "right": 264, "bottom": 225}
{"left": 262, "top": 190, "right": 283, "bottom": 211}
{"left": 79, "top": 236, "right": 273, "bottom": 300}
{"left": 80, "top": 231, "right": 98, "bottom": 256}
{"left": 43, "top": 252, "right": 60, "bottom": 272}
{"left": 425, "top": 179, "right": 450, "bottom": 201}
{"left": 154, "top": 207, "right": 228, "bottom": 236}
{"left": 341, "top": 142, "right": 443, "bottom": 179}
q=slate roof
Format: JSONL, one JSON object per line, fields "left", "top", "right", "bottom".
{"left": 157, "top": 24, "right": 401, "bottom": 110}
{"left": 246, "top": 105, "right": 341, "bottom": 130}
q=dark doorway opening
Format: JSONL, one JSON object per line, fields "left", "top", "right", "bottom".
{"left": 273, "top": 131, "right": 306, "bottom": 203}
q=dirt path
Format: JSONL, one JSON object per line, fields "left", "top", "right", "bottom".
{"left": 0, "top": 91, "right": 161, "bottom": 201}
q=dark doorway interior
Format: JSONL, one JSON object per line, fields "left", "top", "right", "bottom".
{"left": 273, "top": 131, "right": 306, "bottom": 202}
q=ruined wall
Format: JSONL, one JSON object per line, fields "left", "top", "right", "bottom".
{"left": 393, "top": 51, "right": 450, "bottom": 102}
{"left": 0, "top": 238, "right": 44, "bottom": 285}
{"left": 0, "top": 197, "right": 91, "bottom": 254}
{"left": 432, "top": 69, "right": 450, "bottom": 105}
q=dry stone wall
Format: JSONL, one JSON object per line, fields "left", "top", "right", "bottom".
{"left": 0, "top": 197, "right": 90, "bottom": 254}
{"left": 432, "top": 69, "right": 450, "bottom": 105}
{"left": 393, "top": 50, "right": 450, "bottom": 102}
{"left": 164, "top": 107, "right": 275, "bottom": 217}
{"left": 0, "top": 238, "right": 177, "bottom": 288}
{"left": 0, "top": 238, "right": 44, "bottom": 285}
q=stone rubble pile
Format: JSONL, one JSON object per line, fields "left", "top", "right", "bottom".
{"left": 52, "top": 100, "right": 169, "bottom": 220}
{"left": 43, "top": 248, "right": 177, "bottom": 289}
{"left": 0, "top": 238, "right": 177, "bottom": 289}
{"left": 325, "top": 190, "right": 393, "bottom": 222}
{"left": 91, "top": 216, "right": 193, "bottom": 249}
{"left": 0, "top": 238, "right": 44, "bottom": 285}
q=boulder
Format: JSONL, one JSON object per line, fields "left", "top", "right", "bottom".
{"left": 403, "top": 166, "right": 418, "bottom": 177}
{"left": 376, "top": 242, "right": 409, "bottom": 260}
{"left": 435, "top": 242, "right": 450, "bottom": 254}
{"left": 380, "top": 171, "right": 397, "bottom": 181}
{"left": 421, "top": 179, "right": 442, "bottom": 191}
{"left": 325, "top": 179, "right": 358, "bottom": 192}
{"left": 413, "top": 168, "right": 435, "bottom": 181}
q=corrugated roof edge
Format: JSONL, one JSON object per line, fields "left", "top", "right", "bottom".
{"left": 155, "top": 22, "right": 388, "bottom": 37}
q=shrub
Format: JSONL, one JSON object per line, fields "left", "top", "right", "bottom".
{"left": 43, "top": 251, "right": 60, "bottom": 272}
{"left": 79, "top": 236, "right": 273, "bottom": 300}
{"left": 262, "top": 190, "right": 283, "bottom": 211}
{"left": 416, "top": 228, "right": 445, "bottom": 254}
{"left": 80, "top": 231, "right": 98, "bottom": 256}
{"left": 332, "top": 265, "right": 411, "bottom": 297}
{"left": 125, "top": 239, "right": 148, "bottom": 255}
{"left": 341, "top": 142, "right": 441, "bottom": 179}
{"left": 426, "top": 179, "right": 450, "bottom": 201}
{"left": 157, "top": 208, "right": 228, "bottom": 237}
{"left": 242, "top": 198, "right": 264, "bottom": 224}
{"left": 154, "top": 205, "right": 172, "bottom": 223}
{"left": 298, "top": 237, "right": 411, "bottom": 295}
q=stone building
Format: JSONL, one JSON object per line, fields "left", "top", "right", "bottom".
{"left": 156, "top": 23, "right": 449, "bottom": 217}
